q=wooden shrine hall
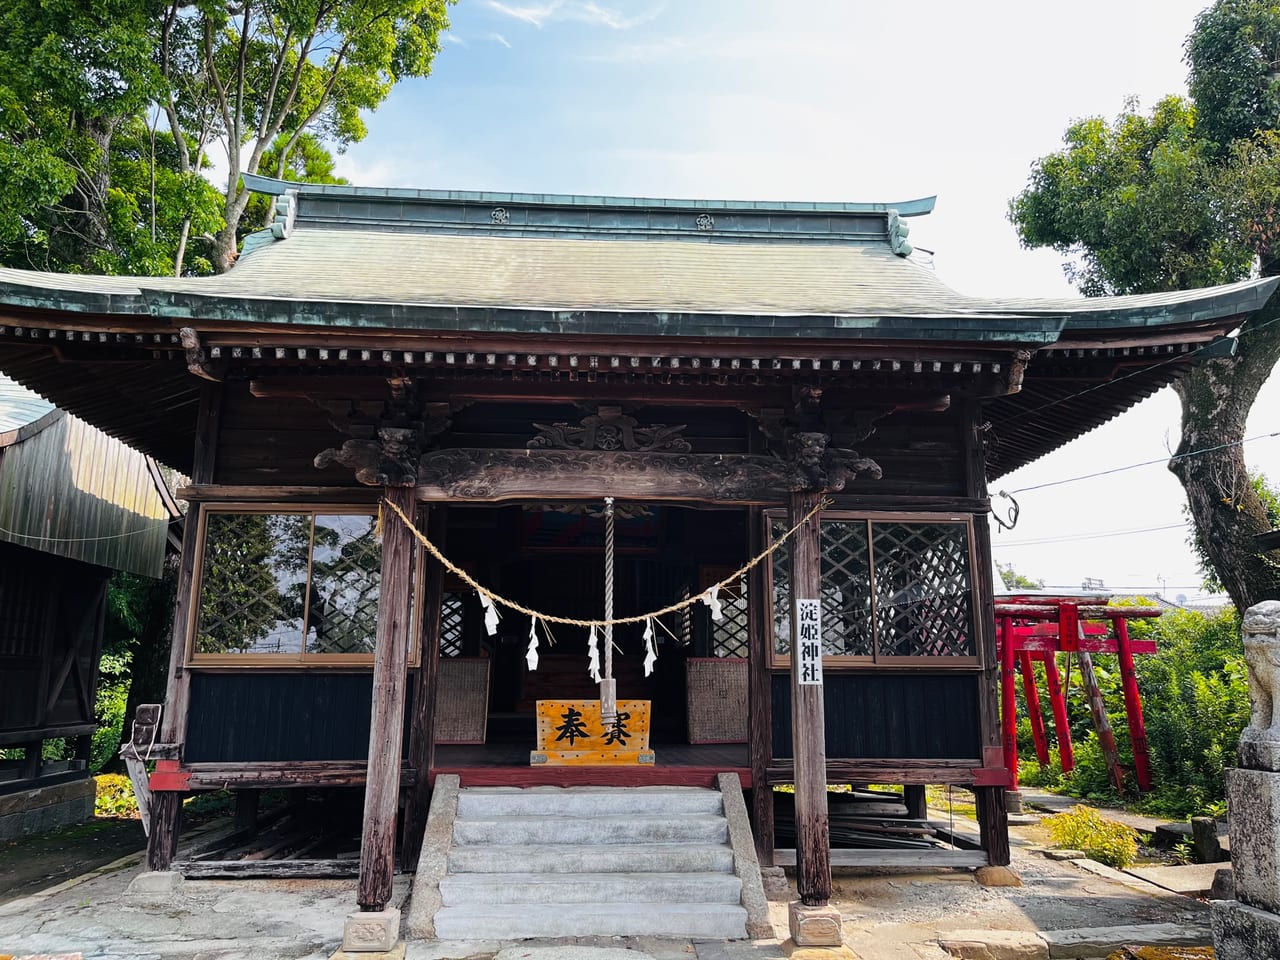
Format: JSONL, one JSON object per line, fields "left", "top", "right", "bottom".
{"left": 0, "top": 174, "right": 1276, "bottom": 942}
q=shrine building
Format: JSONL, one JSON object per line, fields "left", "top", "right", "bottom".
{"left": 0, "top": 174, "right": 1274, "bottom": 943}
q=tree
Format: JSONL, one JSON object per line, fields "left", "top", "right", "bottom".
{"left": 1009, "top": 1, "right": 1280, "bottom": 611}
{"left": 158, "top": 0, "right": 451, "bottom": 273}
{"left": 999, "top": 564, "right": 1045, "bottom": 592}
{"left": 0, "top": 0, "right": 166, "bottom": 271}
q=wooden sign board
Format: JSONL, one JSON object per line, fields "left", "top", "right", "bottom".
{"left": 531, "top": 699, "right": 654, "bottom": 765}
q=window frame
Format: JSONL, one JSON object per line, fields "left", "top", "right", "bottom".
{"left": 186, "top": 503, "right": 421, "bottom": 668}
{"left": 765, "top": 509, "right": 981, "bottom": 671}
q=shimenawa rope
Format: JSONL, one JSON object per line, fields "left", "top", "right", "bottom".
{"left": 379, "top": 494, "right": 831, "bottom": 629}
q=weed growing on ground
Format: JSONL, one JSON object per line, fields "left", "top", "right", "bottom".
{"left": 1044, "top": 804, "right": 1139, "bottom": 868}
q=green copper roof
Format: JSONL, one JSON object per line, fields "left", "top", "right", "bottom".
{"left": 0, "top": 175, "right": 1274, "bottom": 345}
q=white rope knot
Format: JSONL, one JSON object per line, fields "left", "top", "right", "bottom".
{"left": 526, "top": 616, "right": 540, "bottom": 671}
{"left": 587, "top": 624, "right": 603, "bottom": 683}
{"left": 702, "top": 584, "right": 724, "bottom": 621}
{"left": 479, "top": 591, "right": 501, "bottom": 637}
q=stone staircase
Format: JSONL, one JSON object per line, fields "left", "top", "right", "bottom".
{"left": 430, "top": 785, "right": 751, "bottom": 940}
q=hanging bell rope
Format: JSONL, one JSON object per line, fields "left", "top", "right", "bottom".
{"left": 379, "top": 495, "right": 832, "bottom": 629}
{"left": 600, "top": 497, "right": 618, "bottom": 721}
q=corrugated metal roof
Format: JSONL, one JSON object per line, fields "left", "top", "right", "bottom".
{"left": 0, "top": 401, "right": 171, "bottom": 576}
{"left": 0, "top": 374, "right": 56, "bottom": 440}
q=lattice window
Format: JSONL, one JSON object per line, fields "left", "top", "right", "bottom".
{"left": 872, "top": 522, "right": 974, "bottom": 657}
{"left": 193, "top": 509, "right": 383, "bottom": 660}
{"left": 700, "top": 566, "right": 749, "bottom": 659}
{"left": 307, "top": 515, "right": 381, "bottom": 655}
{"left": 770, "top": 514, "right": 974, "bottom": 663}
{"left": 771, "top": 519, "right": 873, "bottom": 658}
{"left": 439, "top": 592, "right": 465, "bottom": 658}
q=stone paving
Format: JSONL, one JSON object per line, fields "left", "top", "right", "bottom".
{"left": 0, "top": 799, "right": 1226, "bottom": 960}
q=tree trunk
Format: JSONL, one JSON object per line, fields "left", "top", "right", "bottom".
{"left": 1170, "top": 300, "right": 1280, "bottom": 612}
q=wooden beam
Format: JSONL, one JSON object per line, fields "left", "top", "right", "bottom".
{"left": 787, "top": 490, "right": 831, "bottom": 907}
{"left": 183, "top": 761, "right": 417, "bottom": 790}
{"left": 975, "top": 786, "right": 1010, "bottom": 866}
{"left": 746, "top": 505, "right": 776, "bottom": 867}
{"left": 767, "top": 759, "right": 988, "bottom": 785}
{"left": 401, "top": 505, "right": 447, "bottom": 872}
{"left": 357, "top": 484, "right": 417, "bottom": 913}
{"left": 773, "top": 848, "right": 988, "bottom": 869}
{"left": 124, "top": 755, "right": 153, "bottom": 836}
{"left": 175, "top": 859, "right": 359, "bottom": 879}
{"left": 410, "top": 448, "right": 878, "bottom": 504}
{"left": 147, "top": 791, "right": 182, "bottom": 872}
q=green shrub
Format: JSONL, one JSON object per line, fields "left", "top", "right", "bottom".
{"left": 1044, "top": 804, "right": 1139, "bottom": 868}
{"left": 94, "top": 773, "right": 139, "bottom": 818}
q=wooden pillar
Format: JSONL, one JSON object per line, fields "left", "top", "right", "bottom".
{"left": 788, "top": 490, "right": 830, "bottom": 907}
{"left": 357, "top": 484, "right": 417, "bottom": 912}
{"left": 1039, "top": 652, "right": 1075, "bottom": 772}
{"left": 1114, "top": 617, "right": 1153, "bottom": 792}
{"left": 1018, "top": 651, "right": 1051, "bottom": 765}
{"left": 746, "top": 506, "right": 776, "bottom": 866}
{"left": 401, "top": 505, "right": 448, "bottom": 872}
{"left": 999, "top": 616, "right": 1018, "bottom": 790}
{"left": 1078, "top": 649, "right": 1124, "bottom": 793}
{"left": 145, "top": 382, "right": 221, "bottom": 871}
{"left": 147, "top": 791, "right": 182, "bottom": 871}
{"left": 975, "top": 785, "right": 1010, "bottom": 866}
{"left": 903, "top": 784, "right": 928, "bottom": 821}
{"left": 235, "top": 790, "right": 260, "bottom": 832}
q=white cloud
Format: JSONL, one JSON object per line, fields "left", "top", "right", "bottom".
{"left": 442, "top": 32, "right": 468, "bottom": 46}
{"left": 582, "top": 35, "right": 687, "bottom": 63}
{"left": 486, "top": 0, "right": 659, "bottom": 30}
{"left": 491, "top": 32, "right": 512, "bottom": 47}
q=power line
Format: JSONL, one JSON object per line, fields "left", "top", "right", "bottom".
{"left": 994, "top": 521, "right": 1189, "bottom": 548}
{"left": 1008, "top": 430, "right": 1280, "bottom": 494}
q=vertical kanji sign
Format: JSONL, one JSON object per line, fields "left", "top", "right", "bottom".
{"left": 796, "top": 597, "right": 823, "bottom": 685}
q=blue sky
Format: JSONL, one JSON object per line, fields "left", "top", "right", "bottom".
{"left": 326, "top": 0, "right": 1280, "bottom": 598}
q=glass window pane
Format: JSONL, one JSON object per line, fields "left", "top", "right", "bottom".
{"left": 195, "top": 513, "right": 311, "bottom": 654}
{"left": 872, "top": 522, "right": 974, "bottom": 657}
{"left": 307, "top": 514, "right": 381, "bottom": 655}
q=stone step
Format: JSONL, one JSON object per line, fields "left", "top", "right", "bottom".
{"left": 452, "top": 814, "right": 728, "bottom": 846}
{"left": 447, "top": 842, "right": 736, "bottom": 875}
{"left": 433, "top": 901, "right": 749, "bottom": 940}
{"left": 439, "top": 871, "right": 743, "bottom": 906}
{"left": 456, "top": 786, "right": 724, "bottom": 819}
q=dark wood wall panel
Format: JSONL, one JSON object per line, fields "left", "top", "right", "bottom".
{"left": 771, "top": 672, "right": 981, "bottom": 760}
{"left": 185, "top": 672, "right": 414, "bottom": 762}
{"left": 212, "top": 385, "right": 353, "bottom": 486}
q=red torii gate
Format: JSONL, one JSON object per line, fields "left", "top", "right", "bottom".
{"left": 995, "top": 595, "right": 1163, "bottom": 793}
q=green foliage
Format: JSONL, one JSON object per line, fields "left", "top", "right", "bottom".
{"left": 1186, "top": 0, "right": 1280, "bottom": 150}
{"left": 1009, "top": 96, "right": 1254, "bottom": 296}
{"left": 1033, "top": 603, "right": 1248, "bottom": 818}
{"left": 1044, "top": 804, "right": 1140, "bottom": 868}
{"left": 1000, "top": 564, "right": 1044, "bottom": 591}
{"left": 92, "top": 652, "right": 131, "bottom": 772}
{"left": 94, "top": 773, "right": 139, "bottom": 818}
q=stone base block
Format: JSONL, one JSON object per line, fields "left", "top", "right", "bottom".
{"left": 781, "top": 946, "right": 857, "bottom": 960}
{"left": 1237, "top": 737, "right": 1280, "bottom": 772}
{"left": 1004, "top": 789, "right": 1024, "bottom": 814}
{"left": 124, "top": 870, "right": 185, "bottom": 901}
{"left": 938, "top": 929, "right": 1048, "bottom": 959}
{"left": 974, "top": 865, "right": 1022, "bottom": 888}
{"left": 343, "top": 908, "right": 401, "bottom": 953}
{"left": 787, "top": 902, "right": 842, "bottom": 947}
{"left": 1227, "top": 767, "right": 1280, "bottom": 912}
{"left": 761, "top": 865, "right": 792, "bottom": 901}
{"left": 1213, "top": 899, "right": 1280, "bottom": 960}
{"left": 0, "top": 777, "right": 95, "bottom": 840}
{"left": 328, "top": 945, "right": 404, "bottom": 960}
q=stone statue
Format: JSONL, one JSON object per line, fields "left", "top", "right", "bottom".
{"left": 1241, "top": 600, "right": 1280, "bottom": 770}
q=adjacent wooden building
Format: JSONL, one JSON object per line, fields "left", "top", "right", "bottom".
{"left": 0, "top": 375, "right": 177, "bottom": 836}
{"left": 0, "top": 175, "right": 1274, "bottom": 920}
